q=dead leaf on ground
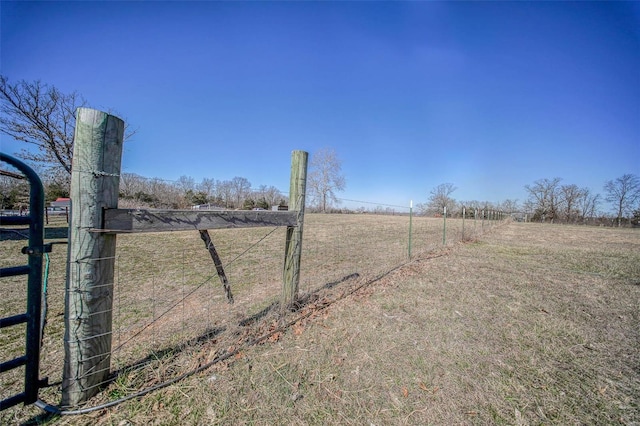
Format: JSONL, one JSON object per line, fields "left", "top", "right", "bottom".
{"left": 293, "top": 323, "right": 305, "bottom": 336}
{"left": 268, "top": 332, "right": 282, "bottom": 343}
{"left": 418, "top": 382, "right": 439, "bottom": 393}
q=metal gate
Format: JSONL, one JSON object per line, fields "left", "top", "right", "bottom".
{"left": 0, "top": 153, "right": 48, "bottom": 410}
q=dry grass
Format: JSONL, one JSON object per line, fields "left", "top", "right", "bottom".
{"left": 2, "top": 217, "right": 638, "bottom": 425}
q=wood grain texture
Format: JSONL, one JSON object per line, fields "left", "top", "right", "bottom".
{"left": 62, "top": 108, "right": 124, "bottom": 407}
{"left": 101, "top": 209, "right": 298, "bottom": 233}
{"left": 199, "top": 230, "right": 234, "bottom": 303}
{"left": 282, "top": 151, "right": 308, "bottom": 309}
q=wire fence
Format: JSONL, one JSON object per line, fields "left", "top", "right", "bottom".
{"left": 1, "top": 210, "right": 502, "bottom": 413}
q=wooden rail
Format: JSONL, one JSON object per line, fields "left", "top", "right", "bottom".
{"left": 100, "top": 209, "right": 298, "bottom": 233}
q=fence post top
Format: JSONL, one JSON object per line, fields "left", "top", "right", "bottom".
{"left": 76, "top": 107, "right": 124, "bottom": 123}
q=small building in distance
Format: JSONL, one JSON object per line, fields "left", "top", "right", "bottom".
{"left": 50, "top": 197, "right": 71, "bottom": 208}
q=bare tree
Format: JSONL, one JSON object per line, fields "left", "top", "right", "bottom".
{"left": 42, "top": 167, "right": 71, "bottom": 200}
{"left": 154, "top": 179, "right": 182, "bottom": 208}
{"left": 216, "top": 180, "right": 234, "bottom": 208}
{"left": 308, "top": 148, "right": 346, "bottom": 213}
{"left": 254, "top": 184, "right": 283, "bottom": 208}
{"left": 176, "top": 175, "right": 195, "bottom": 193}
{"left": 524, "top": 177, "right": 563, "bottom": 222}
{"left": 0, "top": 76, "right": 134, "bottom": 176}
{"left": 604, "top": 174, "right": 640, "bottom": 227}
{"left": 197, "top": 178, "right": 216, "bottom": 201}
{"left": 421, "top": 183, "right": 457, "bottom": 216}
{"left": 120, "top": 172, "right": 167, "bottom": 207}
{"left": 0, "top": 76, "right": 86, "bottom": 173}
{"left": 577, "top": 188, "right": 599, "bottom": 222}
{"left": 560, "top": 184, "right": 584, "bottom": 223}
{"left": 500, "top": 199, "right": 520, "bottom": 214}
{"left": 173, "top": 175, "right": 205, "bottom": 208}
{"left": 230, "top": 176, "right": 251, "bottom": 209}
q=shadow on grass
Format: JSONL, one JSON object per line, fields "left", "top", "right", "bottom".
{"left": 239, "top": 272, "right": 361, "bottom": 326}
{"left": 109, "top": 325, "right": 227, "bottom": 381}
{"left": 20, "top": 412, "right": 60, "bottom": 426}
{"left": 112, "top": 271, "right": 362, "bottom": 378}
{"left": 19, "top": 272, "right": 362, "bottom": 423}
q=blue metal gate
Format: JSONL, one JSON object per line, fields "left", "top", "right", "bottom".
{"left": 0, "top": 153, "right": 48, "bottom": 410}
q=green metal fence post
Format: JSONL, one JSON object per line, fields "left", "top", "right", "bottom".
{"left": 443, "top": 206, "right": 447, "bottom": 245}
{"left": 474, "top": 208, "right": 477, "bottom": 235}
{"left": 462, "top": 206, "right": 466, "bottom": 241}
{"left": 408, "top": 200, "right": 413, "bottom": 260}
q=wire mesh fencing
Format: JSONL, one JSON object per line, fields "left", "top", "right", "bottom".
{"left": 299, "top": 213, "right": 492, "bottom": 293}
{"left": 2, "top": 211, "right": 502, "bottom": 412}
{"left": 110, "top": 226, "right": 288, "bottom": 370}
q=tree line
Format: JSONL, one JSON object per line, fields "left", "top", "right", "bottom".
{"left": 523, "top": 175, "right": 639, "bottom": 226}
{"left": 417, "top": 183, "right": 519, "bottom": 219}
{"left": 419, "top": 175, "right": 640, "bottom": 227}
{"left": 119, "top": 174, "right": 286, "bottom": 210}
{"left": 0, "top": 169, "right": 288, "bottom": 211}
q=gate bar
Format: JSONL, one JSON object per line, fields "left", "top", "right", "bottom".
{"left": 0, "top": 216, "right": 31, "bottom": 226}
{"left": 0, "top": 265, "right": 31, "bottom": 277}
{"left": 0, "top": 313, "right": 28, "bottom": 329}
{"left": 1, "top": 356, "right": 27, "bottom": 373}
{"left": 0, "top": 153, "right": 45, "bottom": 410}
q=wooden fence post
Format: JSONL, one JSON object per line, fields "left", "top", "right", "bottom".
{"left": 282, "top": 150, "right": 308, "bottom": 310}
{"left": 62, "top": 108, "right": 124, "bottom": 406}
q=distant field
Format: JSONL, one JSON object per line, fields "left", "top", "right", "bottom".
{"left": 2, "top": 217, "right": 638, "bottom": 425}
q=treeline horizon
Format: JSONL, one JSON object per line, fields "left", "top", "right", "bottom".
{"left": 1, "top": 167, "right": 638, "bottom": 227}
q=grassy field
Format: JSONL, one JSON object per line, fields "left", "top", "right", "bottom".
{"left": 2, "top": 216, "right": 638, "bottom": 424}
{"left": 2, "top": 213, "right": 457, "bottom": 412}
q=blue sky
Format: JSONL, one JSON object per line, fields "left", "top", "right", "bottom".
{"left": 1, "top": 1, "right": 639, "bottom": 210}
